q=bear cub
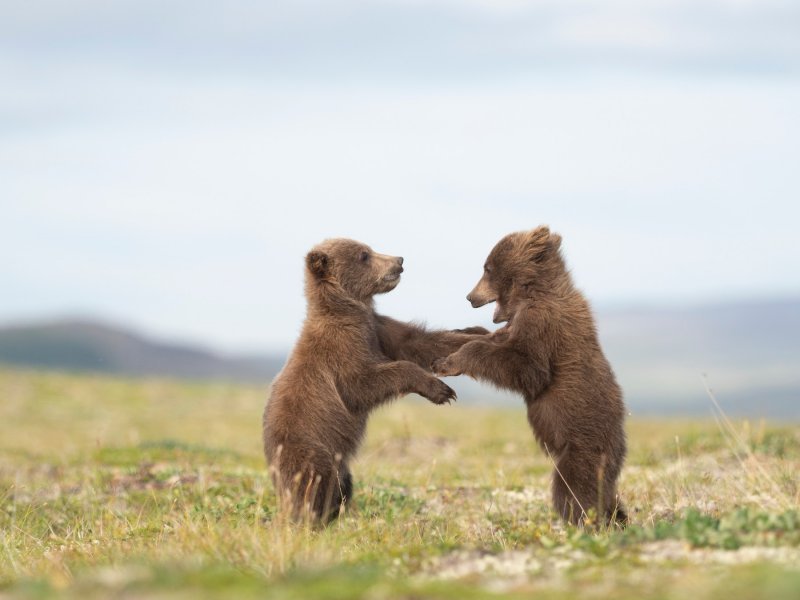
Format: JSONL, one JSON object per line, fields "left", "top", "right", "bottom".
{"left": 433, "top": 226, "right": 627, "bottom": 525}
{"left": 263, "top": 238, "right": 487, "bottom": 522}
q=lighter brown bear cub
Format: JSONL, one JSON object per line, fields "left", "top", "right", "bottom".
{"left": 433, "top": 226, "right": 627, "bottom": 525}
{"left": 263, "top": 238, "right": 487, "bottom": 522}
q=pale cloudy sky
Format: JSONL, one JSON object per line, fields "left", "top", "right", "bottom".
{"left": 2, "top": 0, "right": 799, "bottom": 352}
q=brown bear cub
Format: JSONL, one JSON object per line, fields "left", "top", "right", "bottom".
{"left": 433, "top": 226, "right": 627, "bottom": 526}
{"left": 263, "top": 238, "right": 487, "bottom": 522}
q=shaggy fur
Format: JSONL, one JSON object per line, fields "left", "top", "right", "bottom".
{"left": 433, "top": 226, "right": 627, "bottom": 525}
{"left": 263, "top": 238, "right": 487, "bottom": 522}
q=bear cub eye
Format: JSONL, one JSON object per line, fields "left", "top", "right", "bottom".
{"left": 360, "top": 251, "right": 370, "bottom": 263}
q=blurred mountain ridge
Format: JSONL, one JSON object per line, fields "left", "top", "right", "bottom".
{"left": 0, "top": 296, "right": 797, "bottom": 416}
{"left": 0, "top": 318, "right": 284, "bottom": 382}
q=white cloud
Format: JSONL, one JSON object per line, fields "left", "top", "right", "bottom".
{"left": 3, "top": 74, "right": 800, "bottom": 349}
{"left": 1, "top": 0, "right": 799, "bottom": 79}
{"left": 1, "top": 1, "right": 799, "bottom": 349}
{"left": 554, "top": 14, "right": 671, "bottom": 50}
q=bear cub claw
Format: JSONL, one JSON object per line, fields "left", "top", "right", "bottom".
{"left": 427, "top": 379, "right": 457, "bottom": 405}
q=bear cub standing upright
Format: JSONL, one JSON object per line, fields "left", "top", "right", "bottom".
{"left": 433, "top": 226, "right": 627, "bottom": 525}
{"left": 263, "top": 238, "right": 487, "bottom": 522}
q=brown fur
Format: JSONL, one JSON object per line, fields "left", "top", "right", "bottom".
{"left": 433, "top": 226, "right": 627, "bottom": 525}
{"left": 263, "top": 238, "right": 488, "bottom": 522}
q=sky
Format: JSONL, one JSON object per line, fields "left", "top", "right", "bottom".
{"left": 2, "top": 0, "right": 799, "bottom": 352}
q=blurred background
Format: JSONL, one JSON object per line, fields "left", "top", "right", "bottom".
{"left": 1, "top": 0, "right": 798, "bottom": 416}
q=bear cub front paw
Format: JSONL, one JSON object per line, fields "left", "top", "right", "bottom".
{"left": 451, "top": 326, "right": 490, "bottom": 335}
{"left": 431, "top": 356, "right": 462, "bottom": 378}
{"left": 424, "top": 378, "right": 457, "bottom": 405}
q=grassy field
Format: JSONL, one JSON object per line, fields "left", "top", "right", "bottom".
{"left": 0, "top": 368, "right": 798, "bottom": 599}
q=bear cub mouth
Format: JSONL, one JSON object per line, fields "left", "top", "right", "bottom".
{"left": 383, "top": 266, "right": 404, "bottom": 283}
{"left": 492, "top": 301, "right": 508, "bottom": 323}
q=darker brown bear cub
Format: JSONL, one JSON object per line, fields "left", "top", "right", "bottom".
{"left": 433, "top": 226, "right": 627, "bottom": 525}
{"left": 263, "top": 238, "right": 487, "bottom": 522}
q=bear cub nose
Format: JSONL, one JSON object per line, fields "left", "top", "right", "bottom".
{"left": 467, "top": 294, "right": 482, "bottom": 308}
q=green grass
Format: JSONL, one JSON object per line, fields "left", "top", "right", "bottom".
{"left": 0, "top": 367, "right": 798, "bottom": 598}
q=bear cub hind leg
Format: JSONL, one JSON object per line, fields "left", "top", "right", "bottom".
{"left": 552, "top": 448, "right": 627, "bottom": 526}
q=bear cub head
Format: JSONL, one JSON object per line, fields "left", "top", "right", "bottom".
{"left": 467, "top": 226, "right": 565, "bottom": 323}
{"left": 306, "top": 238, "right": 405, "bottom": 302}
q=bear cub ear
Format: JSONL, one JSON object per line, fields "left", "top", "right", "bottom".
{"left": 525, "top": 226, "right": 551, "bottom": 262}
{"left": 306, "top": 250, "right": 330, "bottom": 278}
{"left": 525, "top": 226, "right": 562, "bottom": 263}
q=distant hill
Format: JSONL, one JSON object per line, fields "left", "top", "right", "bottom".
{"left": 0, "top": 319, "right": 284, "bottom": 382}
{"left": 597, "top": 297, "right": 800, "bottom": 417}
{"left": 0, "top": 297, "right": 798, "bottom": 416}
